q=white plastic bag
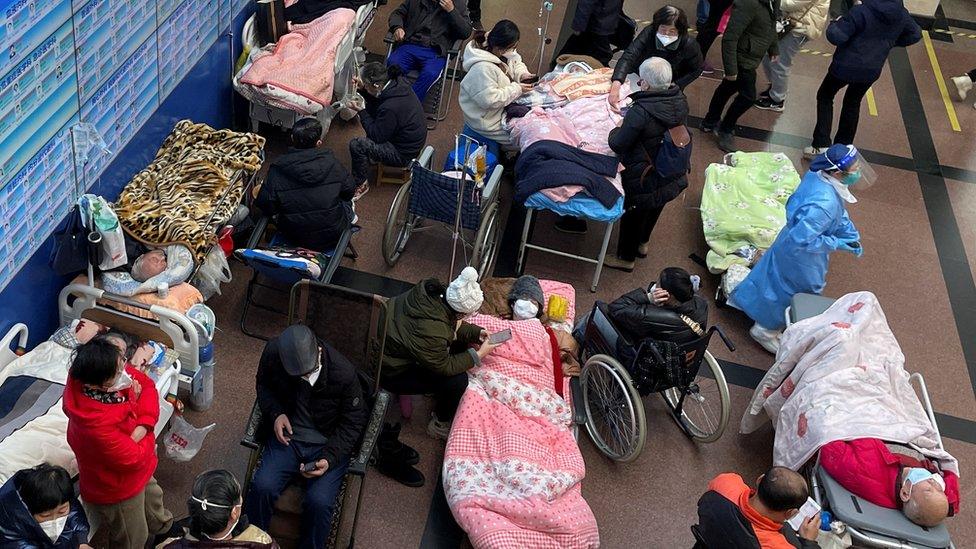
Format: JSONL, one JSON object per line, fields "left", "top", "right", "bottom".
{"left": 163, "top": 415, "right": 216, "bottom": 462}
{"left": 192, "top": 247, "right": 232, "bottom": 300}
{"left": 79, "top": 194, "right": 128, "bottom": 270}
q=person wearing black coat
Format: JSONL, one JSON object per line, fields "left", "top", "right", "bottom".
{"left": 0, "top": 464, "right": 91, "bottom": 549}
{"left": 254, "top": 118, "right": 355, "bottom": 252}
{"left": 605, "top": 58, "right": 690, "bottom": 271}
{"left": 608, "top": 267, "right": 708, "bottom": 345}
{"left": 556, "top": 0, "right": 625, "bottom": 66}
{"left": 807, "top": 0, "right": 920, "bottom": 156}
{"left": 349, "top": 62, "right": 427, "bottom": 196}
{"left": 244, "top": 325, "right": 368, "bottom": 549}
{"left": 610, "top": 6, "right": 703, "bottom": 107}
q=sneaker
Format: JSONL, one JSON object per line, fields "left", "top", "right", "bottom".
{"left": 749, "top": 324, "right": 782, "bottom": 354}
{"left": 637, "top": 242, "right": 649, "bottom": 258}
{"left": 803, "top": 146, "right": 829, "bottom": 159}
{"left": 716, "top": 130, "right": 736, "bottom": 153}
{"left": 353, "top": 181, "right": 369, "bottom": 202}
{"left": 603, "top": 256, "right": 636, "bottom": 272}
{"left": 700, "top": 119, "right": 719, "bottom": 134}
{"left": 427, "top": 415, "right": 452, "bottom": 440}
{"left": 950, "top": 75, "right": 972, "bottom": 101}
{"left": 755, "top": 96, "right": 785, "bottom": 112}
{"left": 701, "top": 61, "right": 715, "bottom": 75}
{"left": 554, "top": 216, "right": 588, "bottom": 234}
{"left": 758, "top": 85, "right": 772, "bottom": 100}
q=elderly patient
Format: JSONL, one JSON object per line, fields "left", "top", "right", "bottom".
{"left": 819, "top": 438, "right": 958, "bottom": 527}
{"left": 131, "top": 249, "right": 167, "bottom": 282}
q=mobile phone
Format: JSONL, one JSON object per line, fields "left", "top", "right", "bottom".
{"left": 786, "top": 497, "right": 821, "bottom": 531}
{"left": 301, "top": 462, "right": 318, "bottom": 473}
{"left": 849, "top": 241, "right": 860, "bottom": 248}
{"left": 488, "top": 329, "right": 512, "bottom": 345}
{"left": 522, "top": 75, "right": 539, "bottom": 84}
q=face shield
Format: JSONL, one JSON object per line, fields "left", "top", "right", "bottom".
{"left": 820, "top": 145, "right": 877, "bottom": 191}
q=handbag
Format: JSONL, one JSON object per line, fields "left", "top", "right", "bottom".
{"left": 611, "top": 12, "right": 637, "bottom": 51}
{"left": 50, "top": 207, "right": 90, "bottom": 276}
{"left": 640, "top": 124, "right": 693, "bottom": 183}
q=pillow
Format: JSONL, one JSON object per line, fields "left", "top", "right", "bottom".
{"left": 48, "top": 318, "right": 107, "bottom": 349}
{"left": 70, "top": 275, "right": 204, "bottom": 319}
{"left": 236, "top": 247, "right": 332, "bottom": 280}
{"left": 102, "top": 245, "right": 195, "bottom": 297}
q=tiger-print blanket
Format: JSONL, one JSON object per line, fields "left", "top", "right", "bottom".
{"left": 115, "top": 121, "right": 265, "bottom": 261}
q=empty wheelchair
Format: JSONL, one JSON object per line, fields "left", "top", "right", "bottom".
{"left": 575, "top": 303, "right": 735, "bottom": 462}
{"left": 382, "top": 145, "right": 502, "bottom": 276}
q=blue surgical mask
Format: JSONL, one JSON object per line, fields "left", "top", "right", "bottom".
{"left": 841, "top": 170, "right": 862, "bottom": 186}
{"left": 904, "top": 467, "right": 946, "bottom": 496}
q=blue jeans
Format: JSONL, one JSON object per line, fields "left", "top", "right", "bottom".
{"left": 245, "top": 438, "right": 349, "bottom": 549}
{"left": 387, "top": 43, "right": 446, "bottom": 102}
{"left": 761, "top": 31, "right": 808, "bottom": 102}
{"left": 696, "top": 0, "right": 710, "bottom": 26}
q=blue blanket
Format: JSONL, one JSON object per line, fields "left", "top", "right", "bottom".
{"left": 514, "top": 140, "right": 621, "bottom": 208}
{"left": 0, "top": 376, "right": 64, "bottom": 441}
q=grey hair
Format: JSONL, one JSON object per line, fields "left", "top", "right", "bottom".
{"left": 639, "top": 57, "right": 672, "bottom": 91}
{"left": 360, "top": 61, "right": 392, "bottom": 86}
{"left": 131, "top": 250, "right": 165, "bottom": 282}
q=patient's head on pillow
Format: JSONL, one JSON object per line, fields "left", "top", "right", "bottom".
{"left": 13, "top": 463, "right": 73, "bottom": 524}
{"left": 900, "top": 468, "right": 950, "bottom": 527}
{"left": 508, "top": 275, "right": 544, "bottom": 320}
{"left": 132, "top": 249, "right": 168, "bottom": 282}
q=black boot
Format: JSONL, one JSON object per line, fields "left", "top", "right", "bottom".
{"left": 380, "top": 423, "right": 419, "bottom": 465}
{"left": 376, "top": 423, "right": 425, "bottom": 487}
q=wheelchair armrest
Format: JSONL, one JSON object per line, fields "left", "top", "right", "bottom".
{"left": 710, "top": 326, "right": 736, "bottom": 353}
{"left": 384, "top": 32, "right": 395, "bottom": 45}
{"left": 241, "top": 400, "right": 265, "bottom": 451}
{"left": 349, "top": 389, "right": 390, "bottom": 476}
{"left": 245, "top": 216, "right": 270, "bottom": 250}
{"left": 448, "top": 38, "right": 464, "bottom": 56}
{"left": 570, "top": 377, "right": 586, "bottom": 425}
{"left": 321, "top": 226, "right": 352, "bottom": 283}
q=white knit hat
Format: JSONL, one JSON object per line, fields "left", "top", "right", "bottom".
{"left": 445, "top": 267, "right": 483, "bottom": 314}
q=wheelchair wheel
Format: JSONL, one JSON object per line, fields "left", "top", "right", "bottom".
{"left": 662, "top": 350, "right": 730, "bottom": 443}
{"left": 581, "top": 354, "right": 646, "bottom": 462}
{"left": 471, "top": 202, "right": 499, "bottom": 278}
{"left": 382, "top": 180, "right": 415, "bottom": 266}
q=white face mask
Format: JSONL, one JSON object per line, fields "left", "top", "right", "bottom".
{"left": 106, "top": 370, "right": 133, "bottom": 392}
{"left": 512, "top": 299, "right": 539, "bottom": 320}
{"left": 39, "top": 515, "right": 68, "bottom": 543}
{"left": 657, "top": 33, "right": 679, "bottom": 47}
{"left": 303, "top": 364, "right": 322, "bottom": 387}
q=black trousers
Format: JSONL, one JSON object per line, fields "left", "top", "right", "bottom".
{"left": 557, "top": 31, "right": 613, "bottom": 67}
{"left": 616, "top": 203, "right": 665, "bottom": 261}
{"left": 811, "top": 72, "right": 872, "bottom": 148}
{"left": 696, "top": 0, "right": 734, "bottom": 57}
{"left": 468, "top": 0, "right": 481, "bottom": 22}
{"left": 704, "top": 67, "right": 758, "bottom": 133}
{"left": 381, "top": 369, "right": 469, "bottom": 421}
{"left": 968, "top": 68, "right": 976, "bottom": 81}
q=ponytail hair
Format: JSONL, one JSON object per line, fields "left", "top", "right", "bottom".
{"left": 483, "top": 20, "right": 520, "bottom": 52}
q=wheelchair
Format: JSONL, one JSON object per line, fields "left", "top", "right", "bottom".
{"left": 382, "top": 145, "right": 502, "bottom": 276}
{"left": 384, "top": 35, "right": 464, "bottom": 130}
{"left": 241, "top": 281, "right": 391, "bottom": 549}
{"left": 573, "top": 302, "right": 735, "bottom": 462}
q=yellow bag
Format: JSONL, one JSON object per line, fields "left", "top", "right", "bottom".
{"left": 547, "top": 294, "right": 569, "bottom": 323}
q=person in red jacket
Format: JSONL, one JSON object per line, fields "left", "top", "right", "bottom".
{"left": 819, "top": 438, "right": 959, "bottom": 527}
{"left": 63, "top": 335, "right": 175, "bottom": 548}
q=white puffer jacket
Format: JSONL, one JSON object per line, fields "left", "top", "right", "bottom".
{"left": 458, "top": 41, "right": 531, "bottom": 144}
{"left": 781, "top": 0, "right": 831, "bottom": 40}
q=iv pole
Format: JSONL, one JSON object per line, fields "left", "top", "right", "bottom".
{"left": 535, "top": 0, "right": 555, "bottom": 76}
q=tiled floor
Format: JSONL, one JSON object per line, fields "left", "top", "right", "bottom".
{"left": 152, "top": 0, "right": 976, "bottom": 547}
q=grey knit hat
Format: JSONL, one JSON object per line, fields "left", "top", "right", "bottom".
{"left": 508, "top": 275, "right": 545, "bottom": 308}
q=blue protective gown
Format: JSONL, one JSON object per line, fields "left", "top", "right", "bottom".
{"left": 729, "top": 170, "right": 860, "bottom": 330}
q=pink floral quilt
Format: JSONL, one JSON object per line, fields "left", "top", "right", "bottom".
{"left": 444, "top": 283, "right": 599, "bottom": 549}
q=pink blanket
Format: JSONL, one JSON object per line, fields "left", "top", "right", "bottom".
{"left": 444, "top": 283, "right": 598, "bottom": 549}
{"left": 240, "top": 8, "right": 356, "bottom": 110}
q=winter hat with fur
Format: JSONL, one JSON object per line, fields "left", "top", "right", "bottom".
{"left": 445, "top": 267, "right": 483, "bottom": 314}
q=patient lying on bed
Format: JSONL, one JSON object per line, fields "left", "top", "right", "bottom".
{"left": 131, "top": 249, "right": 168, "bottom": 282}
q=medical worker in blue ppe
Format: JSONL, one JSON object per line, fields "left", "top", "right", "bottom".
{"left": 730, "top": 144, "right": 867, "bottom": 353}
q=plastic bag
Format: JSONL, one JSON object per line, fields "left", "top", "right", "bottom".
{"left": 163, "top": 415, "right": 216, "bottom": 462}
{"left": 192, "top": 247, "right": 232, "bottom": 300}
{"left": 79, "top": 194, "right": 127, "bottom": 270}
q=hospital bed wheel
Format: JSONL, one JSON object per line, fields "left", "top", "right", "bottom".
{"left": 471, "top": 202, "right": 499, "bottom": 278}
{"left": 382, "top": 181, "right": 415, "bottom": 266}
{"left": 662, "top": 351, "right": 730, "bottom": 443}
{"left": 580, "top": 354, "right": 646, "bottom": 462}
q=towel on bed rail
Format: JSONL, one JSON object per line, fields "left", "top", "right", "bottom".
{"left": 240, "top": 8, "right": 357, "bottom": 114}
{"left": 514, "top": 140, "right": 621, "bottom": 208}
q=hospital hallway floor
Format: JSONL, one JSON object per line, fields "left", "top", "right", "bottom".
{"left": 152, "top": 0, "right": 976, "bottom": 546}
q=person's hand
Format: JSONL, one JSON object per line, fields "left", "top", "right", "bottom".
{"left": 353, "top": 75, "right": 363, "bottom": 89}
{"left": 837, "top": 239, "right": 863, "bottom": 257}
{"left": 520, "top": 72, "right": 537, "bottom": 83}
{"left": 609, "top": 81, "right": 622, "bottom": 112}
{"left": 130, "top": 344, "right": 154, "bottom": 372}
{"left": 301, "top": 459, "right": 330, "bottom": 478}
{"left": 562, "top": 360, "right": 581, "bottom": 377}
{"left": 438, "top": 0, "right": 454, "bottom": 11}
{"left": 80, "top": 544, "right": 94, "bottom": 549}
{"left": 393, "top": 27, "right": 405, "bottom": 42}
{"left": 519, "top": 82, "right": 534, "bottom": 93}
{"left": 724, "top": 73, "right": 738, "bottom": 81}
{"left": 476, "top": 339, "right": 500, "bottom": 360}
{"left": 130, "top": 425, "right": 149, "bottom": 442}
{"left": 274, "top": 414, "right": 293, "bottom": 445}
{"left": 798, "top": 512, "right": 821, "bottom": 541}
{"left": 770, "top": 55, "right": 780, "bottom": 64}
{"left": 651, "top": 288, "right": 670, "bottom": 305}
{"left": 130, "top": 377, "right": 142, "bottom": 399}
{"left": 479, "top": 329, "right": 489, "bottom": 343}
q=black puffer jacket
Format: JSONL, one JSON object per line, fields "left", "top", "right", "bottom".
{"left": 721, "top": 0, "right": 779, "bottom": 74}
{"left": 571, "top": 0, "right": 626, "bottom": 36}
{"left": 256, "top": 337, "right": 368, "bottom": 465}
{"left": 388, "top": 0, "right": 472, "bottom": 56}
{"left": 612, "top": 29, "right": 703, "bottom": 89}
{"left": 359, "top": 77, "right": 427, "bottom": 160}
{"left": 0, "top": 471, "right": 90, "bottom": 548}
{"left": 608, "top": 85, "right": 690, "bottom": 210}
{"left": 608, "top": 288, "right": 708, "bottom": 345}
{"left": 254, "top": 147, "right": 355, "bottom": 252}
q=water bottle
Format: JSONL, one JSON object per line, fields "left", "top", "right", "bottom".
{"left": 157, "top": 282, "right": 169, "bottom": 298}
{"left": 189, "top": 342, "right": 215, "bottom": 411}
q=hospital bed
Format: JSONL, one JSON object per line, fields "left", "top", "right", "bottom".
{"left": 0, "top": 317, "right": 180, "bottom": 484}
{"left": 237, "top": 2, "right": 377, "bottom": 137}
{"left": 788, "top": 293, "right": 956, "bottom": 549}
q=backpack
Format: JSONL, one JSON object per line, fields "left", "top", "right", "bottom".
{"left": 641, "top": 124, "right": 693, "bottom": 181}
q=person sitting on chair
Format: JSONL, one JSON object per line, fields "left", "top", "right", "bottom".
{"left": 159, "top": 470, "right": 276, "bottom": 547}
{"left": 349, "top": 62, "right": 427, "bottom": 201}
{"left": 0, "top": 463, "right": 91, "bottom": 548}
{"left": 387, "top": 0, "right": 473, "bottom": 102}
{"left": 254, "top": 118, "right": 356, "bottom": 251}
{"left": 696, "top": 467, "right": 821, "bottom": 548}
{"left": 244, "top": 325, "right": 368, "bottom": 549}
{"left": 608, "top": 267, "right": 707, "bottom": 345}
{"left": 819, "top": 438, "right": 959, "bottom": 527}
{"left": 131, "top": 249, "right": 168, "bottom": 282}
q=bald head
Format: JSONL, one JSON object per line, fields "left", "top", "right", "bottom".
{"left": 757, "top": 466, "right": 809, "bottom": 513}
{"left": 902, "top": 476, "right": 949, "bottom": 527}
{"left": 132, "top": 250, "right": 167, "bottom": 282}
